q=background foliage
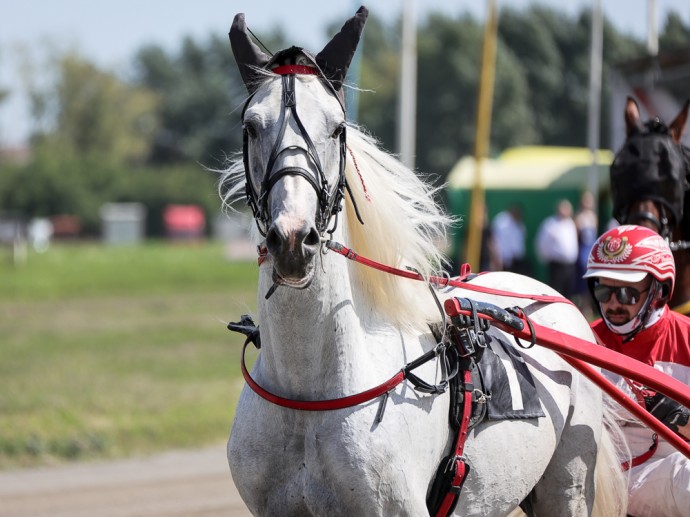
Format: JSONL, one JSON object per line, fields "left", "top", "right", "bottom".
{"left": 2, "top": 7, "right": 688, "bottom": 230}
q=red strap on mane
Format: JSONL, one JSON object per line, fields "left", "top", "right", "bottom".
{"left": 272, "top": 64, "right": 319, "bottom": 76}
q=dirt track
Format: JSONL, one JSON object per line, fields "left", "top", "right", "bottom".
{"left": 0, "top": 445, "right": 252, "bottom": 517}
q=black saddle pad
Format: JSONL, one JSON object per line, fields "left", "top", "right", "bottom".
{"left": 478, "top": 328, "right": 544, "bottom": 420}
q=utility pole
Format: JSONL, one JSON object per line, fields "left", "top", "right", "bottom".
{"left": 397, "top": 0, "right": 417, "bottom": 170}
{"left": 586, "top": 0, "right": 603, "bottom": 210}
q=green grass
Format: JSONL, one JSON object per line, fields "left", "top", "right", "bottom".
{"left": 0, "top": 241, "right": 257, "bottom": 300}
{"left": 0, "top": 242, "right": 259, "bottom": 469}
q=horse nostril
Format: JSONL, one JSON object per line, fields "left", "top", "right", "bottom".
{"left": 303, "top": 228, "right": 320, "bottom": 248}
{"left": 265, "top": 226, "right": 282, "bottom": 255}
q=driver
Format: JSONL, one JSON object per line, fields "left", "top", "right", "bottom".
{"left": 583, "top": 224, "right": 690, "bottom": 517}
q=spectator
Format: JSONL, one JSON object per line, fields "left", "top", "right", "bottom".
{"left": 479, "top": 206, "right": 501, "bottom": 272}
{"left": 583, "top": 224, "right": 690, "bottom": 517}
{"left": 574, "top": 191, "right": 598, "bottom": 315}
{"left": 491, "top": 203, "right": 528, "bottom": 274}
{"left": 535, "top": 199, "right": 578, "bottom": 298}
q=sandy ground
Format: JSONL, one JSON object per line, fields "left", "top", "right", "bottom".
{"left": 0, "top": 445, "right": 252, "bottom": 517}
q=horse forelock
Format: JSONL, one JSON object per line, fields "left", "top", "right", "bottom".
{"left": 343, "top": 127, "right": 455, "bottom": 329}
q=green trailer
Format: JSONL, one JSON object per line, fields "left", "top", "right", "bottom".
{"left": 445, "top": 146, "right": 614, "bottom": 282}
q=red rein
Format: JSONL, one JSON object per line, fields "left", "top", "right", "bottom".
{"left": 325, "top": 241, "right": 575, "bottom": 306}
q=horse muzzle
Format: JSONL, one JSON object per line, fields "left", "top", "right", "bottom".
{"left": 265, "top": 218, "right": 321, "bottom": 287}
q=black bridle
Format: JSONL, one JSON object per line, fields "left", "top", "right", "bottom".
{"left": 626, "top": 203, "right": 690, "bottom": 251}
{"left": 626, "top": 202, "right": 672, "bottom": 238}
{"left": 241, "top": 65, "right": 357, "bottom": 237}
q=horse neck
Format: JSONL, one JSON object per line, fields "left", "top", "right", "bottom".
{"left": 255, "top": 223, "right": 402, "bottom": 396}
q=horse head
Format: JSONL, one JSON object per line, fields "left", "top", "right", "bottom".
{"left": 611, "top": 96, "right": 690, "bottom": 312}
{"left": 611, "top": 96, "right": 690, "bottom": 239}
{"left": 229, "top": 7, "right": 368, "bottom": 289}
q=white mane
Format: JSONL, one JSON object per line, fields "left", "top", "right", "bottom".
{"left": 341, "top": 126, "right": 454, "bottom": 328}
{"left": 218, "top": 83, "right": 455, "bottom": 330}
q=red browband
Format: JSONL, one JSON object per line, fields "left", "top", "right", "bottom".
{"left": 272, "top": 64, "right": 319, "bottom": 76}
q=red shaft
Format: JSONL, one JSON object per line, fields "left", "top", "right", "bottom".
{"left": 561, "top": 355, "right": 690, "bottom": 460}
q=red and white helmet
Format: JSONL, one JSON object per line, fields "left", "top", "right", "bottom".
{"left": 584, "top": 224, "right": 675, "bottom": 295}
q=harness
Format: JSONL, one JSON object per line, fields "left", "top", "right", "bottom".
{"left": 626, "top": 201, "right": 690, "bottom": 253}
{"left": 231, "top": 240, "right": 690, "bottom": 477}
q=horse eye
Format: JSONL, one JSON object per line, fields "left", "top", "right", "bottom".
{"left": 331, "top": 124, "right": 344, "bottom": 139}
{"left": 627, "top": 143, "right": 640, "bottom": 157}
{"left": 244, "top": 122, "right": 258, "bottom": 139}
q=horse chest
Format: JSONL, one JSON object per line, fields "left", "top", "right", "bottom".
{"left": 229, "top": 388, "right": 446, "bottom": 516}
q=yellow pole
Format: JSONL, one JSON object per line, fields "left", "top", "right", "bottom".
{"left": 466, "top": 0, "right": 498, "bottom": 271}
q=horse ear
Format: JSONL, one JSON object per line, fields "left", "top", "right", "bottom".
{"left": 624, "top": 96, "right": 643, "bottom": 137}
{"left": 669, "top": 99, "right": 690, "bottom": 143}
{"left": 229, "top": 13, "right": 271, "bottom": 94}
{"left": 315, "top": 6, "right": 369, "bottom": 91}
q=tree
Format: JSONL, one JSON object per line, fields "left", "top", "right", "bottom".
{"left": 417, "top": 11, "right": 535, "bottom": 176}
{"left": 29, "top": 53, "right": 159, "bottom": 164}
{"left": 356, "top": 14, "right": 402, "bottom": 153}
{"left": 132, "top": 31, "right": 287, "bottom": 166}
{"left": 660, "top": 11, "right": 690, "bottom": 50}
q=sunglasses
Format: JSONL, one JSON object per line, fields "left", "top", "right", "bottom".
{"left": 593, "top": 284, "right": 649, "bottom": 306}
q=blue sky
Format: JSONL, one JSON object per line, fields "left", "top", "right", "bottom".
{"left": 1, "top": 0, "right": 689, "bottom": 146}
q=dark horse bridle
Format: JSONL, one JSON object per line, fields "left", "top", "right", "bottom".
{"left": 240, "top": 64, "right": 361, "bottom": 238}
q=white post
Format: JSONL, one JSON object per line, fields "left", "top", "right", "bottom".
{"left": 397, "top": 0, "right": 417, "bottom": 170}
{"left": 647, "top": 0, "right": 658, "bottom": 56}
{"left": 586, "top": 0, "right": 603, "bottom": 209}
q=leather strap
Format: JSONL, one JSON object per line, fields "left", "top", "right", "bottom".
{"left": 325, "top": 240, "right": 574, "bottom": 306}
{"left": 622, "top": 434, "right": 658, "bottom": 471}
{"left": 241, "top": 340, "right": 405, "bottom": 411}
{"left": 435, "top": 368, "right": 473, "bottom": 517}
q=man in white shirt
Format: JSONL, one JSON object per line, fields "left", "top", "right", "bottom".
{"left": 535, "top": 199, "right": 578, "bottom": 298}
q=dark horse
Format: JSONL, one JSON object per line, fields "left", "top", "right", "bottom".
{"left": 610, "top": 96, "right": 690, "bottom": 315}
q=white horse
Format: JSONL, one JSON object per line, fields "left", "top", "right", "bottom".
{"left": 221, "top": 7, "right": 627, "bottom": 516}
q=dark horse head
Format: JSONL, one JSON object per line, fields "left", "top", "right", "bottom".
{"left": 610, "top": 96, "right": 690, "bottom": 313}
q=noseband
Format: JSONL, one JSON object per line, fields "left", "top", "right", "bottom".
{"left": 241, "top": 65, "right": 349, "bottom": 237}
